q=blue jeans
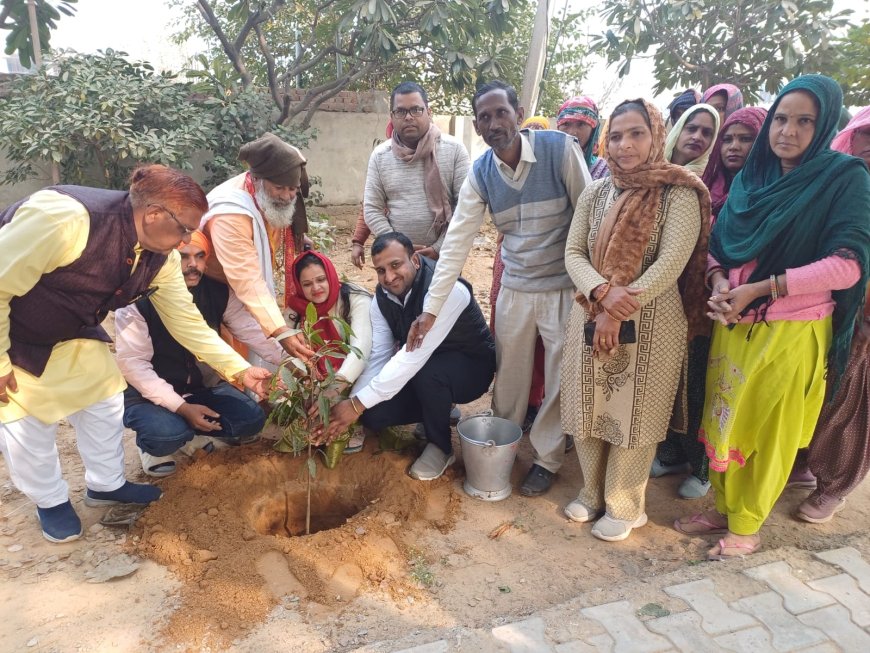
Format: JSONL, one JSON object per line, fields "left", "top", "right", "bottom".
{"left": 123, "top": 383, "right": 265, "bottom": 456}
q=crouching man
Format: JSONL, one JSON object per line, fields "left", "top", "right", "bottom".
{"left": 315, "top": 232, "right": 495, "bottom": 480}
{"left": 115, "top": 231, "right": 284, "bottom": 477}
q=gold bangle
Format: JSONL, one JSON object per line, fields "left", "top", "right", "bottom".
{"left": 349, "top": 396, "right": 364, "bottom": 416}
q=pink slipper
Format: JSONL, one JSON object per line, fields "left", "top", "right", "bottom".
{"left": 707, "top": 537, "right": 761, "bottom": 561}
{"left": 673, "top": 513, "right": 728, "bottom": 535}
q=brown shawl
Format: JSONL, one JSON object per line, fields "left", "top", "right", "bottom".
{"left": 583, "top": 98, "right": 712, "bottom": 341}
{"left": 391, "top": 122, "right": 453, "bottom": 235}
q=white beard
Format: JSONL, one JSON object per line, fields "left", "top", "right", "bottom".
{"left": 254, "top": 179, "right": 298, "bottom": 229}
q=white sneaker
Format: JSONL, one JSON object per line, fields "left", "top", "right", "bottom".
{"left": 564, "top": 499, "right": 603, "bottom": 523}
{"left": 137, "top": 448, "right": 176, "bottom": 478}
{"left": 409, "top": 443, "right": 455, "bottom": 481}
{"left": 178, "top": 435, "right": 218, "bottom": 457}
{"left": 591, "top": 513, "right": 648, "bottom": 542}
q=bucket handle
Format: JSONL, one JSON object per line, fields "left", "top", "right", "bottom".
{"left": 485, "top": 439, "right": 496, "bottom": 447}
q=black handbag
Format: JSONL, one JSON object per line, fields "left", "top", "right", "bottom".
{"left": 584, "top": 319, "right": 637, "bottom": 347}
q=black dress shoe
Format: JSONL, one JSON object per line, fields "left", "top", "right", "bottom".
{"left": 520, "top": 464, "right": 555, "bottom": 496}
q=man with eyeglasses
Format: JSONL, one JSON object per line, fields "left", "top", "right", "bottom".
{"left": 0, "top": 166, "right": 274, "bottom": 543}
{"left": 115, "top": 230, "right": 283, "bottom": 478}
{"left": 363, "top": 81, "right": 470, "bottom": 261}
{"left": 201, "top": 132, "right": 317, "bottom": 366}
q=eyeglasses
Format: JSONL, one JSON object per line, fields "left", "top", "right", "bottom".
{"left": 149, "top": 203, "right": 194, "bottom": 236}
{"left": 390, "top": 106, "right": 427, "bottom": 119}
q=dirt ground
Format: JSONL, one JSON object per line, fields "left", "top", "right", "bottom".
{"left": 2, "top": 212, "right": 870, "bottom": 652}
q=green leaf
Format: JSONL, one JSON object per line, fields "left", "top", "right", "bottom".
{"left": 307, "top": 457, "right": 317, "bottom": 478}
{"left": 305, "top": 302, "right": 318, "bottom": 327}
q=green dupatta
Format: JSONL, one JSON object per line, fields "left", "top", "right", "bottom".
{"left": 709, "top": 74, "right": 870, "bottom": 383}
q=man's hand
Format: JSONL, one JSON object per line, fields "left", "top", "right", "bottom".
{"left": 0, "top": 370, "right": 18, "bottom": 404}
{"left": 311, "top": 399, "right": 358, "bottom": 446}
{"left": 276, "top": 331, "right": 316, "bottom": 361}
{"left": 176, "top": 402, "right": 221, "bottom": 432}
{"left": 302, "top": 235, "right": 314, "bottom": 251}
{"left": 305, "top": 380, "right": 349, "bottom": 420}
{"left": 406, "top": 312, "right": 436, "bottom": 351}
{"left": 238, "top": 366, "right": 273, "bottom": 399}
{"left": 351, "top": 243, "right": 366, "bottom": 269}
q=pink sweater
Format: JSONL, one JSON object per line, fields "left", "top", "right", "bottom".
{"left": 708, "top": 254, "right": 862, "bottom": 323}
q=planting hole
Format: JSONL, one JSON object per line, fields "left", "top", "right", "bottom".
{"left": 248, "top": 484, "right": 372, "bottom": 537}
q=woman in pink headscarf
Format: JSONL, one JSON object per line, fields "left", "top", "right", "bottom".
{"left": 557, "top": 96, "right": 610, "bottom": 180}
{"left": 702, "top": 107, "right": 769, "bottom": 219}
{"left": 701, "top": 84, "right": 744, "bottom": 126}
{"left": 790, "top": 106, "right": 870, "bottom": 523}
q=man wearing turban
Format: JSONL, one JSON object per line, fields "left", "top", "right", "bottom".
{"left": 115, "top": 231, "right": 283, "bottom": 477}
{"left": 201, "top": 132, "right": 315, "bottom": 364}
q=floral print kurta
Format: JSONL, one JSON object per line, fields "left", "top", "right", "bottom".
{"left": 561, "top": 180, "right": 701, "bottom": 449}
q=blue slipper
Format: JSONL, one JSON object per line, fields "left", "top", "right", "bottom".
{"left": 84, "top": 481, "right": 162, "bottom": 507}
{"left": 650, "top": 458, "right": 691, "bottom": 478}
{"left": 678, "top": 475, "right": 711, "bottom": 499}
{"left": 37, "top": 500, "right": 82, "bottom": 543}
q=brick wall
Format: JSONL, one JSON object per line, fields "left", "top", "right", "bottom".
{"left": 283, "top": 89, "right": 388, "bottom": 113}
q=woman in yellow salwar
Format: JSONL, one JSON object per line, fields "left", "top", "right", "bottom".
{"left": 675, "top": 75, "right": 870, "bottom": 560}
{"left": 561, "top": 99, "right": 712, "bottom": 542}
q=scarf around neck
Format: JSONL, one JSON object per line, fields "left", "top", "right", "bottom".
{"left": 710, "top": 74, "right": 870, "bottom": 382}
{"left": 581, "top": 98, "right": 713, "bottom": 341}
{"left": 665, "top": 104, "right": 721, "bottom": 174}
{"left": 390, "top": 122, "right": 453, "bottom": 236}
{"left": 701, "top": 107, "right": 768, "bottom": 219}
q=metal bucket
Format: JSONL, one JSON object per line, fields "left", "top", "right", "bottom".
{"left": 457, "top": 415, "right": 522, "bottom": 502}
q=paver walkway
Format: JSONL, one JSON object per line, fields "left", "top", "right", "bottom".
{"left": 354, "top": 546, "right": 870, "bottom": 653}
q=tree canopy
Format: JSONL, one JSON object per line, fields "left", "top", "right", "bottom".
{"left": 0, "top": 0, "right": 77, "bottom": 68}
{"left": 175, "top": 0, "right": 592, "bottom": 124}
{"left": 593, "top": 0, "right": 853, "bottom": 98}
{"left": 830, "top": 22, "right": 870, "bottom": 107}
{"left": 0, "top": 50, "right": 213, "bottom": 188}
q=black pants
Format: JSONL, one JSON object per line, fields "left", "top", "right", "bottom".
{"left": 361, "top": 349, "right": 495, "bottom": 454}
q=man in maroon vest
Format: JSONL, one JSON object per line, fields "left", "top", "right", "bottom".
{"left": 0, "top": 165, "right": 273, "bottom": 543}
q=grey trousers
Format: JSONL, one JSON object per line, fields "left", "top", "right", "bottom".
{"left": 492, "top": 285, "right": 573, "bottom": 473}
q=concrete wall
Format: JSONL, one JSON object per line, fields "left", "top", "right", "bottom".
{"left": 298, "top": 113, "right": 487, "bottom": 207}
{"left": 0, "top": 113, "right": 488, "bottom": 209}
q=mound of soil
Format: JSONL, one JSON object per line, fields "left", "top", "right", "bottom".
{"left": 130, "top": 434, "right": 459, "bottom": 647}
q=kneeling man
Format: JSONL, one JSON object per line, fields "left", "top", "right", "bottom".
{"left": 317, "top": 232, "right": 495, "bottom": 480}
{"left": 115, "top": 231, "right": 283, "bottom": 476}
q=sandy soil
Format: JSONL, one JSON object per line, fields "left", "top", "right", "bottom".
{"left": 2, "top": 214, "right": 870, "bottom": 652}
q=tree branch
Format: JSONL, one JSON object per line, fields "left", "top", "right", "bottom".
{"left": 254, "top": 23, "right": 282, "bottom": 110}
{"left": 196, "top": 0, "right": 252, "bottom": 87}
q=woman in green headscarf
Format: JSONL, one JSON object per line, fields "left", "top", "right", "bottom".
{"left": 665, "top": 104, "right": 720, "bottom": 175}
{"left": 674, "top": 75, "right": 870, "bottom": 560}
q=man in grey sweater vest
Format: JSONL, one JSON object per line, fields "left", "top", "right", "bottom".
{"left": 363, "top": 81, "right": 471, "bottom": 260}
{"left": 409, "top": 80, "right": 591, "bottom": 497}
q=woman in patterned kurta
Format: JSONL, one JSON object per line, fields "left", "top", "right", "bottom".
{"left": 561, "top": 99, "right": 711, "bottom": 542}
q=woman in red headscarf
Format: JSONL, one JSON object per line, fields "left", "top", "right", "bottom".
{"left": 286, "top": 250, "right": 373, "bottom": 451}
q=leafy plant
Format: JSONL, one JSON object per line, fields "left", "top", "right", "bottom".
{"left": 0, "top": 0, "right": 78, "bottom": 68}
{"left": 593, "top": 0, "right": 853, "bottom": 99}
{"left": 267, "top": 301, "right": 361, "bottom": 535}
{"left": 0, "top": 49, "right": 214, "bottom": 188}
